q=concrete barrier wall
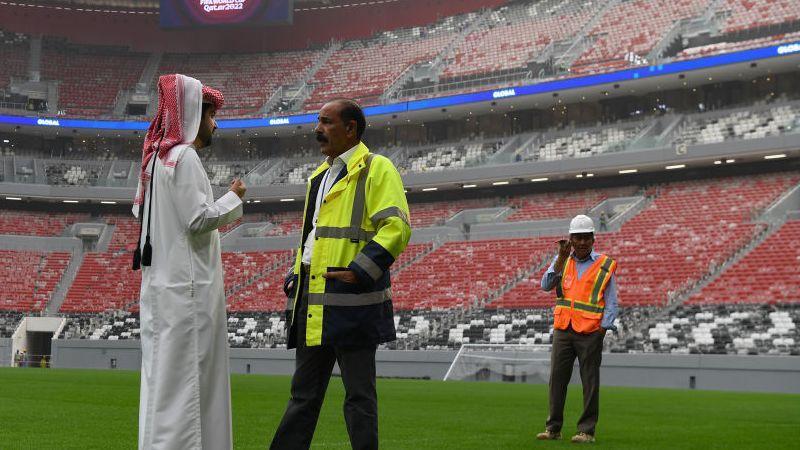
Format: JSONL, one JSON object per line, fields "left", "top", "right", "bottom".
{"left": 0, "top": 338, "right": 10, "bottom": 366}
{"left": 49, "top": 340, "right": 800, "bottom": 393}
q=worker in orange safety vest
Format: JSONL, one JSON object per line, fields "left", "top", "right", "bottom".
{"left": 536, "top": 214, "right": 618, "bottom": 444}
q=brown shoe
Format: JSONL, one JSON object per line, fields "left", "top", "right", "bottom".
{"left": 536, "top": 430, "right": 561, "bottom": 440}
{"left": 571, "top": 432, "right": 595, "bottom": 443}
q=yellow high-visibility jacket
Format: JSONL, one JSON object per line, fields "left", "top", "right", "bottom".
{"left": 285, "top": 142, "right": 411, "bottom": 348}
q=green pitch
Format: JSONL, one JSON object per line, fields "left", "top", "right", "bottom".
{"left": 0, "top": 368, "right": 798, "bottom": 449}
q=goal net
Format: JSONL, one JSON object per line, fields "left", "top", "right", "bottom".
{"left": 443, "top": 343, "right": 552, "bottom": 383}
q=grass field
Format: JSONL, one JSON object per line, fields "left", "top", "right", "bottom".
{"left": 0, "top": 368, "right": 798, "bottom": 449}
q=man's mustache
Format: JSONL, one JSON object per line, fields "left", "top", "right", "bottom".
{"left": 316, "top": 133, "right": 328, "bottom": 143}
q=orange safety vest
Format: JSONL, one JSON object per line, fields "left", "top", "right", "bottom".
{"left": 553, "top": 254, "right": 617, "bottom": 334}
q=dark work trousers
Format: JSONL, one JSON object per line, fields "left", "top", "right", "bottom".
{"left": 270, "top": 269, "right": 379, "bottom": 450}
{"left": 545, "top": 325, "right": 605, "bottom": 436}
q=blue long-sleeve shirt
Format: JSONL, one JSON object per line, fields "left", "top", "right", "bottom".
{"left": 541, "top": 250, "right": 618, "bottom": 331}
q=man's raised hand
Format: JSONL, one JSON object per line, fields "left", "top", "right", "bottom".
{"left": 229, "top": 178, "right": 246, "bottom": 199}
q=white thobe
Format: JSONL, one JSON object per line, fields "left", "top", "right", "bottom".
{"left": 137, "top": 145, "right": 242, "bottom": 450}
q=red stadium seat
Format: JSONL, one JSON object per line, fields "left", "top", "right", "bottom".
{"left": 0, "top": 250, "right": 71, "bottom": 312}
{"left": 688, "top": 220, "right": 800, "bottom": 305}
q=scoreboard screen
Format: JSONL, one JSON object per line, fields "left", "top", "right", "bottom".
{"left": 160, "top": 0, "right": 293, "bottom": 28}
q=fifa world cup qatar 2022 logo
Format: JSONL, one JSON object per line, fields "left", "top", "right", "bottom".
{"left": 184, "top": 0, "right": 266, "bottom": 24}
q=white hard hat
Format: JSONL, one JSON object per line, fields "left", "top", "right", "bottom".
{"left": 569, "top": 215, "right": 595, "bottom": 234}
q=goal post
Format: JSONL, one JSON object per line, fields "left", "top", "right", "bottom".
{"left": 443, "top": 343, "right": 552, "bottom": 383}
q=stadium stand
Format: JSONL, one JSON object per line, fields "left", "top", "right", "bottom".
{"left": 389, "top": 302, "right": 800, "bottom": 355}
{"left": 492, "top": 174, "right": 798, "bottom": 310}
{"left": 226, "top": 313, "right": 287, "bottom": 348}
{"left": 408, "top": 198, "right": 501, "bottom": 228}
{"left": 205, "top": 162, "right": 256, "bottom": 187}
{"left": 645, "top": 304, "right": 800, "bottom": 355}
{"left": 398, "top": 140, "right": 504, "bottom": 174}
{"left": 3, "top": 0, "right": 800, "bottom": 362}
{"left": 305, "top": 34, "right": 453, "bottom": 110}
{"left": 59, "top": 310, "right": 138, "bottom": 341}
{"left": 0, "top": 30, "right": 28, "bottom": 92}
{"left": 262, "top": 211, "right": 303, "bottom": 236}
{"left": 391, "top": 237, "right": 555, "bottom": 310}
{"left": 55, "top": 302, "right": 800, "bottom": 355}
{"left": 42, "top": 170, "right": 800, "bottom": 352}
{"left": 273, "top": 161, "right": 319, "bottom": 185}
{"left": 41, "top": 38, "right": 148, "bottom": 117}
{"left": 60, "top": 252, "right": 141, "bottom": 313}
{"left": 0, "top": 211, "right": 91, "bottom": 237}
{"left": 599, "top": 173, "right": 798, "bottom": 306}
{"left": 505, "top": 186, "right": 637, "bottom": 222}
{"left": 570, "top": 0, "right": 711, "bottom": 76}
{"left": 675, "top": 31, "right": 800, "bottom": 60}
{"left": 440, "top": 0, "right": 596, "bottom": 80}
{"left": 105, "top": 215, "right": 140, "bottom": 252}
{"left": 719, "top": 0, "right": 800, "bottom": 34}
{"left": 688, "top": 220, "right": 800, "bottom": 305}
{"left": 392, "top": 306, "right": 660, "bottom": 349}
{"left": 524, "top": 122, "right": 647, "bottom": 162}
{"left": 157, "top": 50, "right": 321, "bottom": 117}
{"left": 223, "top": 250, "right": 294, "bottom": 299}
{"left": 304, "top": 13, "right": 475, "bottom": 110}
{"left": 673, "top": 103, "right": 800, "bottom": 145}
{"left": 0, "top": 250, "right": 71, "bottom": 312}
{"left": 60, "top": 250, "right": 294, "bottom": 314}
{"left": 43, "top": 161, "right": 105, "bottom": 186}
{"left": 0, "top": 311, "right": 23, "bottom": 338}
{"left": 1, "top": 1, "right": 798, "bottom": 115}
{"left": 226, "top": 257, "right": 294, "bottom": 313}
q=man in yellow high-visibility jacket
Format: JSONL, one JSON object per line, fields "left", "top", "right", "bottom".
{"left": 270, "top": 99, "right": 411, "bottom": 450}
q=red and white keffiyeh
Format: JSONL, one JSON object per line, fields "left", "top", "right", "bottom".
{"left": 132, "top": 74, "right": 223, "bottom": 217}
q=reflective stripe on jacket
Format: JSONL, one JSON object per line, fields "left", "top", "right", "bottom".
{"left": 553, "top": 254, "right": 616, "bottom": 334}
{"left": 287, "top": 142, "right": 411, "bottom": 348}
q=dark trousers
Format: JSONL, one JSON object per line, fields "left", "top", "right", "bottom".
{"left": 271, "top": 272, "right": 379, "bottom": 450}
{"left": 546, "top": 326, "right": 605, "bottom": 435}
{"left": 270, "top": 345, "right": 378, "bottom": 450}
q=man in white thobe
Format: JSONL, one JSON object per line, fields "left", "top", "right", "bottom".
{"left": 132, "top": 74, "right": 246, "bottom": 450}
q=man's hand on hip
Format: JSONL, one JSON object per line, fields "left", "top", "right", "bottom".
{"left": 323, "top": 270, "right": 358, "bottom": 284}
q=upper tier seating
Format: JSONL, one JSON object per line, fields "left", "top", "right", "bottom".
{"left": 158, "top": 50, "right": 321, "bottom": 117}
{"left": 676, "top": 31, "right": 800, "bottom": 60}
{"left": 305, "top": 19, "right": 464, "bottom": 110}
{"left": 41, "top": 39, "right": 147, "bottom": 117}
{"left": 441, "top": 0, "right": 596, "bottom": 80}
{"left": 719, "top": 0, "right": 800, "bottom": 34}
{"left": 0, "top": 30, "right": 28, "bottom": 90}
{"left": 571, "top": 0, "right": 710, "bottom": 75}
